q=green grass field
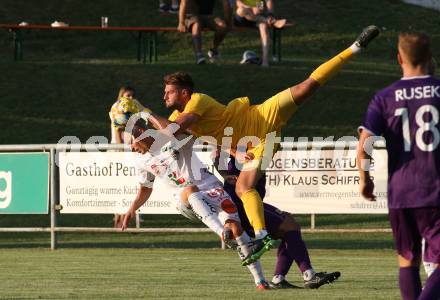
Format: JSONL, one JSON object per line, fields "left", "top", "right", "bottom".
{"left": 0, "top": 0, "right": 438, "bottom": 298}
{"left": 0, "top": 232, "right": 409, "bottom": 299}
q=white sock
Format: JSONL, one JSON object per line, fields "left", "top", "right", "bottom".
{"left": 423, "top": 261, "right": 435, "bottom": 277}
{"left": 248, "top": 261, "right": 265, "bottom": 285}
{"left": 188, "top": 192, "right": 223, "bottom": 237}
{"left": 303, "top": 269, "right": 316, "bottom": 281}
{"left": 422, "top": 239, "right": 435, "bottom": 277}
{"left": 236, "top": 232, "right": 252, "bottom": 249}
{"left": 350, "top": 42, "right": 362, "bottom": 54}
{"left": 254, "top": 229, "right": 268, "bottom": 240}
{"left": 272, "top": 274, "right": 285, "bottom": 284}
{"left": 236, "top": 232, "right": 266, "bottom": 284}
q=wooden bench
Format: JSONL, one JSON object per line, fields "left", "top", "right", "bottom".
{"left": 0, "top": 24, "right": 175, "bottom": 63}
{"left": 0, "top": 23, "right": 293, "bottom": 63}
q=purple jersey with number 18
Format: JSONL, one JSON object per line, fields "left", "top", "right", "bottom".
{"left": 360, "top": 75, "right": 440, "bottom": 209}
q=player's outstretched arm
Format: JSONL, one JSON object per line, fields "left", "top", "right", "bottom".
{"left": 172, "top": 113, "right": 200, "bottom": 134}
{"left": 357, "top": 130, "right": 376, "bottom": 202}
{"left": 121, "top": 185, "right": 153, "bottom": 230}
{"left": 146, "top": 112, "right": 172, "bottom": 130}
{"left": 147, "top": 112, "right": 198, "bottom": 136}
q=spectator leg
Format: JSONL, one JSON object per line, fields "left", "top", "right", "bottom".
{"left": 212, "top": 19, "right": 227, "bottom": 51}
{"left": 191, "top": 22, "right": 203, "bottom": 56}
{"left": 258, "top": 22, "right": 270, "bottom": 66}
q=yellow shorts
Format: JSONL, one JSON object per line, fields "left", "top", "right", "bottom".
{"left": 238, "top": 88, "right": 297, "bottom": 167}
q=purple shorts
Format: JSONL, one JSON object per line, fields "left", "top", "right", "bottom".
{"left": 223, "top": 179, "right": 287, "bottom": 237}
{"left": 237, "top": 201, "right": 288, "bottom": 238}
{"left": 389, "top": 207, "right": 440, "bottom": 263}
{"left": 223, "top": 157, "right": 287, "bottom": 237}
{"left": 263, "top": 203, "right": 289, "bottom": 237}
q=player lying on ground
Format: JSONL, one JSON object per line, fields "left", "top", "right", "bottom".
{"left": 357, "top": 32, "right": 440, "bottom": 300}
{"left": 121, "top": 118, "right": 271, "bottom": 290}
{"left": 221, "top": 156, "right": 340, "bottom": 289}
{"left": 145, "top": 25, "right": 381, "bottom": 264}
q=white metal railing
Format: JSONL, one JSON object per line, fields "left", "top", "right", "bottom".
{"left": 0, "top": 141, "right": 389, "bottom": 250}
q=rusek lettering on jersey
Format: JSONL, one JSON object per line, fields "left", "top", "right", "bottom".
{"left": 395, "top": 85, "right": 440, "bottom": 101}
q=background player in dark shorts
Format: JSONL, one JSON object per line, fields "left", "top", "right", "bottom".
{"left": 358, "top": 32, "right": 440, "bottom": 300}
{"left": 178, "top": 0, "right": 232, "bottom": 64}
{"left": 222, "top": 157, "right": 341, "bottom": 289}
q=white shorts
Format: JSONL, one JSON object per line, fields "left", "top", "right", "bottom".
{"left": 175, "top": 184, "right": 240, "bottom": 225}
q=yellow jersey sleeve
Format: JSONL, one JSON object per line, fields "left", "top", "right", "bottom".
{"left": 166, "top": 93, "right": 227, "bottom": 141}
{"left": 182, "top": 93, "right": 212, "bottom": 117}
{"left": 168, "top": 110, "right": 179, "bottom": 122}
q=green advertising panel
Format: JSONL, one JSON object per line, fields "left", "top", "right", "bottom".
{"left": 0, "top": 153, "right": 49, "bottom": 214}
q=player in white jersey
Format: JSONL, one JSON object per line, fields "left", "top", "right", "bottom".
{"left": 121, "top": 118, "right": 271, "bottom": 290}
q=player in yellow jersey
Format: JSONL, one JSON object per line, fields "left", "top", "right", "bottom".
{"left": 147, "top": 25, "right": 380, "bottom": 265}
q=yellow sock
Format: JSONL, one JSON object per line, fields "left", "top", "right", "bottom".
{"left": 241, "top": 189, "right": 265, "bottom": 231}
{"left": 309, "top": 47, "right": 354, "bottom": 86}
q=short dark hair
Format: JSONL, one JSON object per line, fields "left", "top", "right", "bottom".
{"left": 132, "top": 118, "right": 148, "bottom": 139}
{"left": 398, "top": 32, "right": 432, "bottom": 67}
{"left": 163, "top": 71, "right": 194, "bottom": 94}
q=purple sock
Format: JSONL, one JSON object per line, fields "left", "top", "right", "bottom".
{"left": 399, "top": 267, "right": 421, "bottom": 300}
{"left": 288, "top": 230, "right": 312, "bottom": 273}
{"left": 274, "top": 239, "right": 294, "bottom": 276}
{"left": 274, "top": 230, "right": 312, "bottom": 276}
{"left": 418, "top": 267, "right": 440, "bottom": 300}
